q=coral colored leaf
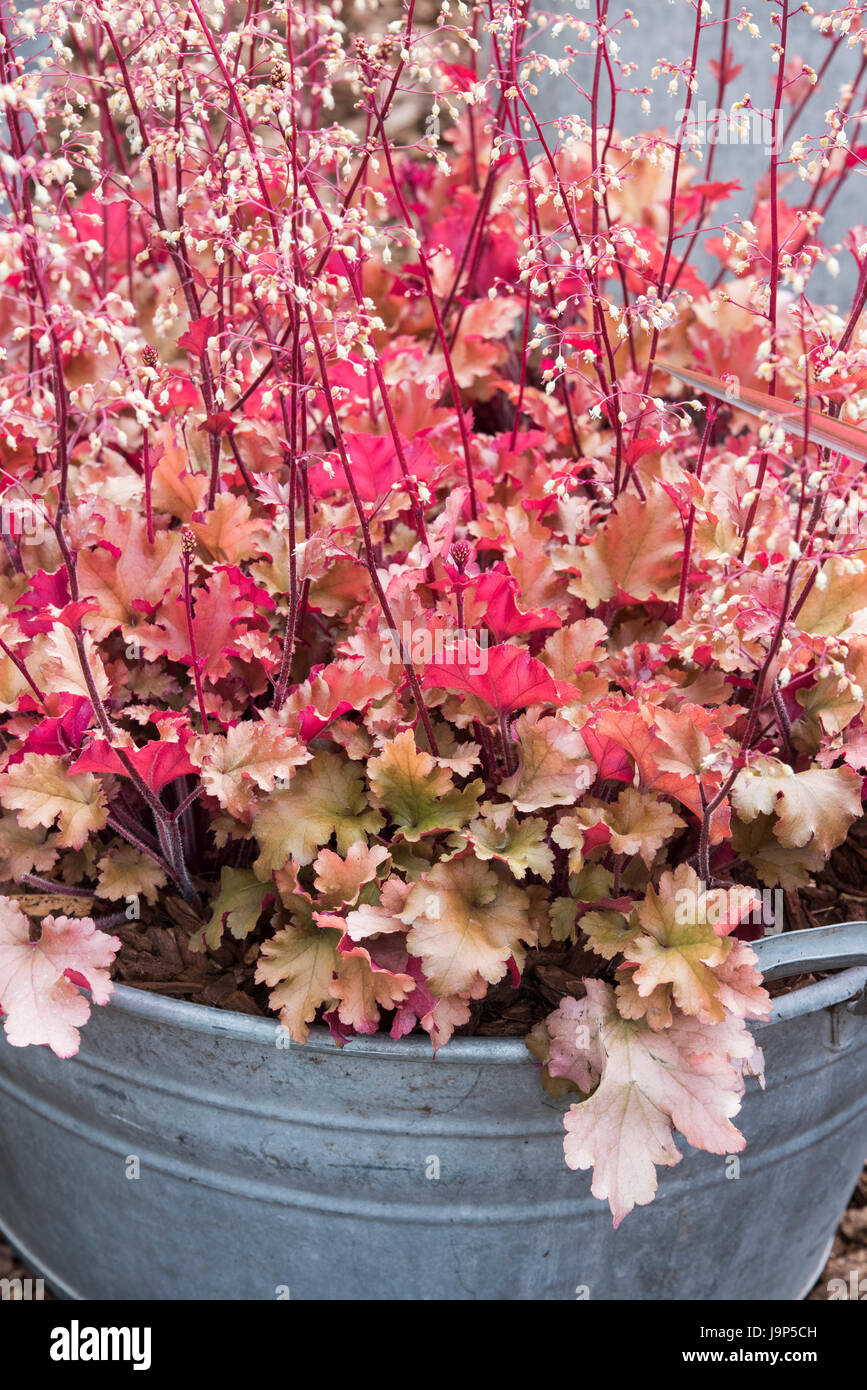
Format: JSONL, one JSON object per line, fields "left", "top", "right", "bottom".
{"left": 712, "top": 939, "right": 772, "bottom": 1021}
{"left": 140, "top": 568, "right": 264, "bottom": 683}
{"left": 36, "top": 625, "right": 110, "bottom": 705}
{"left": 541, "top": 619, "right": 608, "bottom": 680}
{"left": 331, "top": 944, "right": 415, "bottom": 1033}
{"left": 590, "top": 705, "right": 731, "bottom": 843}
{"left": 731, "top": 757, "right": 863, "bottom": 856}
{"left": 0, "top": 812, "right": 58, "bottom": 881}
{"left": 190, "top": 723, "right": 310, "bottom": 818}
{"left": 558, "top": 979, "right": 758, "bottom": 1225}
{"left": 76, "top": 506, "right": 182, "bottom": 641}
{"left": 0, "top": 754, "right": 108, "bottom": 849}
{"left": 551, "top": 808, "right": 611, "bottom": 873}
{"left": 367, "top": 729, "right": 483, "bottom": 840}
{"left": 796, "top": 553, "right": 867, "bottom": 637}
{"left": 662, "top": 361, "right": 867, "bottom": 464}
{"left": 189, "top": 494, "right": 269, "bottom": 564}
{"left": 388, "top": 954, "right": 471, "bottom": 1054}
{"left": 344, "top": 876, "right": 412, "bottom": 941}
{"left": 501, "top": 710, "right": 594, "bottom": 811}
{"left": 399, "top": 857, "right": 534, "bottom": 995}
{"left": 96, "top": 845, "right": 167, "bottom": 905}
{"left": 570, "top": 484, "right": 682, "bottom": 605}
{"left": 544, "top": 994, "right": 603, "bottom": 1094}
{"left": 255, "top": 921, "right": 340, "bottom": 1043}
{"left": 313, "top": 843, "right": 390, "bottom": 909}
{"left": 628, "top": 866, "right": 735, "bottom": 1021}
{"left": 0, "top": 899, "right": 120, "bottom": 1058}
{"left": 731, "top": 813, "right": 826, "bottom": 889}
{"left": 150, "top": 434, "right": 209, "bottom": 520}
{"left": 604, "top": 788, "right": 685, "bottom": 867}
{"left": 252, "top": 752, "right": 385, "bottom": 871}
{"left": 422, "top": 642, "right": 560, "bottom": 717}
{"left": 284, "top": 659, "right": 392, "bottom": 739}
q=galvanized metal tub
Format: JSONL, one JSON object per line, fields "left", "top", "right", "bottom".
{"left": 0, "top": 923, "right": 865, "bottom": 1301}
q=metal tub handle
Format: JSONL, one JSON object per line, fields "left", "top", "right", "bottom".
{"left": 751, "top": 921, "right": 867, "bottom": 1026}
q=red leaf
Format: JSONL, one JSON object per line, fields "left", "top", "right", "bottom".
{"left": 19, "top": 697, "right": 94, "bottom": 758}
{"left": 70, "top": 739, "right": 196, "bottom": 793}
{"left": 579, "top": 727, "right": 634, "bottom": 783}
{"left": 422, "top": 642, "right": 560, "bottom": 717}
{"left": 468, "top": 569, "right": 561, "bottom": 641}
{"left": 17, "top": 568, "right": 70, "bottom": 612}
{"left": 439, "top": 61, "right": 477, "bottom": 92}
{"left": 198, "top": 411, "right": 236, "bottom": 437}
{"left": 177, "top": 315, "right": 219, "bottom": 357}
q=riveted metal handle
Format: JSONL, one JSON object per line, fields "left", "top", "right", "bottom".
{"left": 752, "top": 921, "right": 867, "bottom": 1026}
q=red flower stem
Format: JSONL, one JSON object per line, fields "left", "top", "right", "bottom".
{"left": 668, "top": 0, "right": 733, "bottom": 294}
{"left": 498, "top": 707, "right": 516, "bottom": 778}
{"left": 0, "top": 638, "right": 45, "bottom": 705}
{"left": 181, "top": 550, "right": 211, "bottom": 734}
{"left": 630, "top": 0, "right": 705, "bottom": 460}
{"left": 69, "top": 628, "right": 197, "bottom": 903}
{"left": 511, "top": 83, "right": 625, "bottom": 493}
{"left": 698, "top": 488, "right": 823, "bottom": 877}
{"left": 838, "top": 256, "right": 867, "bottom": 355}
{"left": 368, "top": 96, "right": 479, "bottom": 520}
{"left": 737, "top": 0, "right": 790, "bottom": 561}
{"left": 675, "top": 404, "right": 717, "bottom": 621}
{"left": 295, "top": 175, "right": 432, "bottom": 554}
{"left": 107, "top": 815, "right": 176, "bottom": 878}
{"left": 302, "top": 304, "right": 440, "bottom": 756}
{"left": 227, "top": 3, "right": 420, "bottom": 415}
{"left": 142, "top": 380, "right": 155, "bottom": 545}
{"left": 273, "top": 452, "right": 299, "bottom": 714}
{"left": 171, "top": 785, "right": 204, "bottom": 822}
{"left": 19, "top": 875, "right": 95, "bottom": 898}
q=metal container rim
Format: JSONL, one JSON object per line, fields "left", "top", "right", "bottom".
{"left": 104, "top": 920, "right": 867, "bottom": 1062}
{"left": 106, "top": 982, "right": 526, "bottom": 1062}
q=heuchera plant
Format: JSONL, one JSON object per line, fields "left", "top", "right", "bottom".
{"left": 0, "top": 0, "right": 866, "bottom": 1224}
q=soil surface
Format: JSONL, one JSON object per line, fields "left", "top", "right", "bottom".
{"left": 89, "top": 809, "right": 867, "bottom": 1038}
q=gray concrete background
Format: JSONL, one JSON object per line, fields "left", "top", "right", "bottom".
{"left": 528, "top": 0, "right": 866, "bottom": 303}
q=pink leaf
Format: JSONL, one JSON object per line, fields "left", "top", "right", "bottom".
{"left": 0, "top": 900, "right": 120, "bottom": 1058}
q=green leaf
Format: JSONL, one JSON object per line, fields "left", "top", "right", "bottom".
{"left": 200, "top": 867, "right": 271, "bottom": 950}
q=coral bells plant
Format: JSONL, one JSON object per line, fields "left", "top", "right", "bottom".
{"left": 0, "top": 0, "right": 866, "bottom": 1226}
